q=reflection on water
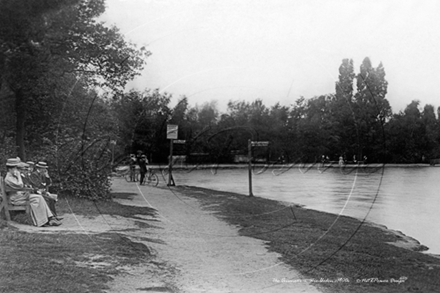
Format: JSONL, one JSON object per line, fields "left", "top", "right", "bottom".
{"left": 172, "top": 166, "right": 440, "bottom": 255}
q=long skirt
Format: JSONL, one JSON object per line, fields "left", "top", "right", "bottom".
{"left": 29, "top": 193, "right": 53, "bottom": 227}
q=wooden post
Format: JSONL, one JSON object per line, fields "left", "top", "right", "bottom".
{"left": 110, "top": 140, "right": 116, "bottom": 167}
{"left": 168, "top": 139, "right": 175, "bottom": 186}
{"left": 248, "top": 139, "right": 253, "bottom": 197}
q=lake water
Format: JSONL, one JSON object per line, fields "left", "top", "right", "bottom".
{"left": 168, "top": 165, "right": 440, "bottom": 255}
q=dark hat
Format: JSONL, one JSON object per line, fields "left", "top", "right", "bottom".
{"left": 36, "top": 162, "right": 48, "bottom": 168}
{"left": 6, "top": 158, "right": 21, "bottom": 167}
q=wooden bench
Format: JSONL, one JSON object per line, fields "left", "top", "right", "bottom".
{"left": 0, "top": 177, "right": 30, "bottom": 221}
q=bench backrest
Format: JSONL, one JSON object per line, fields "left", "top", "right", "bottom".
{"left": 0, "top": 177, "right": 7, "bottom": 203}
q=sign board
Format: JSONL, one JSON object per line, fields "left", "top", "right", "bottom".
{"left": 167, "top": 124, "right": 178, "bottom": 139}
{"left": 251, "top": 141, "right": 269, "bottom": 147}
{"left": 173, "top": 140, "right": 186, "bottom": 144}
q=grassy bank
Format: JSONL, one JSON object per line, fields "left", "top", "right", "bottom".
{"left": 177, "top": 185, "right": 440, "bottom": 293}
{"left": 0, "top": 194, "right": 156, "bottom": 293}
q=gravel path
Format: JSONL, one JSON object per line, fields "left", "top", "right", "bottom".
{"left": 109, "top": 179, "right": 322, "bottom": 293}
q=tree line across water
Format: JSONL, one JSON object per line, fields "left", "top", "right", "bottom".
{"left": 1, "top": 1, "right": 439, "bottom": 199}
{"left": 119, "top": 58, "right": 440, "bottom": 167}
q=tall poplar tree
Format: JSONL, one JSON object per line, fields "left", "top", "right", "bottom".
{"left": 354, "top": 57, "right": 391, "bottom": 161}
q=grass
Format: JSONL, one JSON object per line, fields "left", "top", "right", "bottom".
{"left": 2, "top": 183, "right": 440, "bottom": 293}
{"left": 177, "top": 185, "right": 440, "bottom": 293}
{"left": 0, "top": 193, "right": 158, "bottom": 293}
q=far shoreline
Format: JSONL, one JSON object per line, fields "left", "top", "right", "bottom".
{"left": 145, "top": 162, "right": 439, "bottom": 171}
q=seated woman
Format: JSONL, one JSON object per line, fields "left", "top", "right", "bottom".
{"left": 4, "top": 158, "right": 60, "bottom": 227}
{"left": 30, "top": 161, "right": 62, "bottom": 221}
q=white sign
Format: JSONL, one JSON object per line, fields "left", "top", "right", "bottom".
{"left": 173, "top": 140, "right": 186, "bottom": 144}
{"left": 167, "top": 124, "right": 178, "bottom": 139}
{"left": 251, "top": 141, "right": 269, "bottom": 147}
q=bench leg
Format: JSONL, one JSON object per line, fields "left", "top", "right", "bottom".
{"left": 5, "top": 208, "right": 11, "bottom": 221}
{"left": 1, "top": 204, "right": 11, "bottom": 221}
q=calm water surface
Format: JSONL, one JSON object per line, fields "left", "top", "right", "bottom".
{"left": 170, "top": 166, "right": 440, "bottom": 255}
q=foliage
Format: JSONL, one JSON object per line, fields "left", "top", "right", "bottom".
{"left": 111, "top": 89, "right": 171, "bottom": 163}
{"left": 0, "top": 0, "right": 148, "bottom": 199}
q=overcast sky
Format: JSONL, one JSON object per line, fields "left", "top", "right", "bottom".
{"left": 101, "top": 0, "right": 440, "bottom": 114}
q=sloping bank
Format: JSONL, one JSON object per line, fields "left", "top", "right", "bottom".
{"left": 176, "top": 185, "right": 440, "bottom": 293}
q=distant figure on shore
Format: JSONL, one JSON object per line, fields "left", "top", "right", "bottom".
{"left": 339, "top": 155, "right": 344, "bottom": 167}
{"left": 321, "top": 155, "right": 329, "bottom": 166}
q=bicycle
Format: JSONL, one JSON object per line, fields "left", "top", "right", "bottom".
{"left": 140, "top": 169, "right": 159, "bottom": 186}
{"left": 117, "top": 165, "right": 159, "bottom": 186}
{"left": 122, "top": 166, "right": 139, "bottom": 183}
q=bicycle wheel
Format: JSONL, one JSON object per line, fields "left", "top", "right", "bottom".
{"left": 161, "top": 167, "right": 169, "bottom": 177}
{"left": 124, "top": 170, "right": 139, "bottom": 182}
{"left": 146, "top": 172, "right": 159, "bottom": 186}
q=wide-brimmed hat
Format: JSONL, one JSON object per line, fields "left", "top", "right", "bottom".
{"left": 26, "top": 161, "right": 35, "bottom": 166}
{"left": 6, "top": 158, "right": 21, "bottom": 167}
{"left": 36, "top": 162, "right": 48, "bottom": 168}
{"left": 18, "top": 162, "right": 29, "bottom": 168}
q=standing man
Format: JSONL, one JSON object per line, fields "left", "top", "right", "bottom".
{"left": 138, "top": 154, "right": 149, "bottom": 185}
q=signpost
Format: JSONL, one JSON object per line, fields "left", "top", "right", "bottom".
{"left": 110, "top": 140, "right": 116, "bottom": 167}
{"left": 248, "top": 140, "right": 270, "bottom": 197}
{"left": 248, "top": 140, "right": 253, "bottom": 197}
{"left": 166, "top": 124, "right": 178, "bottom": 186}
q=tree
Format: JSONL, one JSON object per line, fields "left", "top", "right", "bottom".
{"left": 354, "top": 57, "right": 391, "bottom": 162}
{"left": 332, "top": 59, "right": 358, "bottom": 160}
{"left": 112, "top": 89, "right": 171, "bottom": 163}
{"left": 386, "top": 100, "right": 430, "bottom": 163}
{"left": 267, "top": 103, "right": 290, "bottom": 162}
{"left": 198, "top": 101, "right": 219, "bottom": 127}
{"left": 421, "top": 104, "right": 438, "bottom": 160}
{"left": 0, "top": 0, "right": 148, "bottom": 159}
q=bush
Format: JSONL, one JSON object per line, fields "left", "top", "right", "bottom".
{"left": 31, "top": 137, "right": 114, "bottom": 200}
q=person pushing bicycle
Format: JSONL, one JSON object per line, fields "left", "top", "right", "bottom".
{"left": 138, "top": 154, "right": 149, "bottom": 185}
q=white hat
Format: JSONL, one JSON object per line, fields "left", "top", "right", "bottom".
{"left": 6, "top": 158, "right": 21, "bottom": 167}
{"left": 36, "top": 162, "right": 49, "bottom": 168}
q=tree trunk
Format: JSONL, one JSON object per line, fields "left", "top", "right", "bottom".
{"left": 15, "top": 88, "right": 26, "bottom": 160}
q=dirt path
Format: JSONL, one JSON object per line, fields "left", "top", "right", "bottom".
{"left": 109, "top": 179, "right": 322, "bottom": 293}
{"left": 10, "top": 178, "right": 323, "bottom": 293}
